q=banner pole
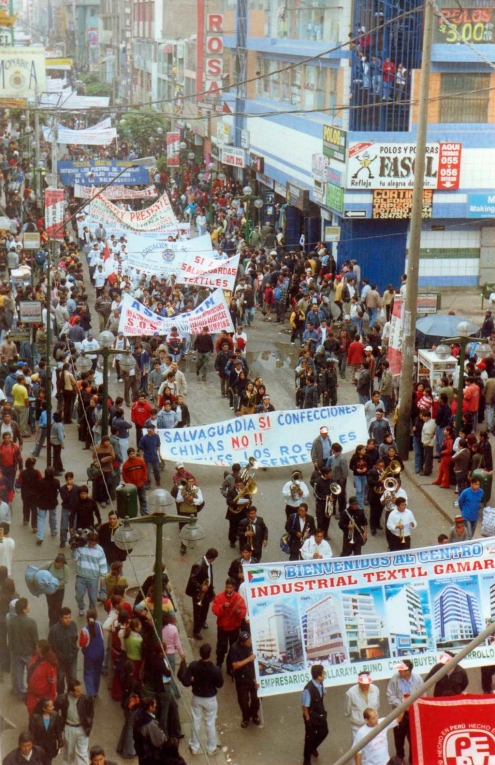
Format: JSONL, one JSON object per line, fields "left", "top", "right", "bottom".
{"left": 331, "top": 620, "right": 495, "bottom": 765}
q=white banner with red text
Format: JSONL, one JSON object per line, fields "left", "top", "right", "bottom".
{"left": 74, "top": 184, "right": 158, "bottom": 200}
{"left": 241, "top": 540, "right": 495, "bottom": 696}
{"left": 158, "top": 405, "right": 368, "bottom": 467}
{"left": 87, "top": 191, "right": 178, "bottom": 233}
{"left": 44, "top": 187, "right": 65, "bottom": 240}
{"left": 118, "top": 289, "right": 234, "bottom": 336}
{"left": 43, "top": 118, "right": 117, "bottom": 146}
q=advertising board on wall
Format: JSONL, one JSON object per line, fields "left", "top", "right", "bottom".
{"left": 0, "top": 47, "right": 46, "bottom": 99}
{"left": 372, "top": 189, "right": 433, "bottom": 219}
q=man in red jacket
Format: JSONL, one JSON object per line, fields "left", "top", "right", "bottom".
{"left": 131, "top": 393, "right": 152, "bottom": 444}
{"left": 211, "top": 577, "right": 247, "bottom": 668}
{"left": 122, "top": 447, "right": 148, "bottom": 515}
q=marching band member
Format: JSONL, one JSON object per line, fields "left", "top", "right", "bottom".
{"left": 285, "top": 503, "right": 316, "bottom": 561}
{"left": 367, "top": 458, "right": 386, "bottom": 536}
{"left": 225, "top": 477, "right": 252, "bottom": 549}
{"left": 282, "top": 470, "right": 310, "bottom": 519}
{"left": 381, "top": 476, "right": 408, "bottom": 548}
{"left": 338, "top": 496, "right": 368, "bottom": 557}
{"left": 220, "top": 463, "right": 242, "bottom": 498}
{"left": 185, "top": 547, "right": 218, "bottom": 641}
{"left": 228, "top": 546, "right": 259, "bottom": 591}
{"left": 238, "top": 507, "right": 268, "bottom": 560}
{"left": 300, "top": 529, "right": 333, "bottom": 560}
{"left": 312, "top": 465, "right": 334, "bottom": 538}
{"left": 174, "top": 476, "right": 205, "bottom": 554}
{"left": 386, "top": 498, "right": 417, "bottom": 551}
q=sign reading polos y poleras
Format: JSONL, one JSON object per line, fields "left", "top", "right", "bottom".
{"left": 244, "top": 540, "right": 495, "bottom": 697}
{"left": 158, "top": 405, "right": 368, "bottom": 466}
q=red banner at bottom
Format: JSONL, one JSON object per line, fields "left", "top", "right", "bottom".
{"left": 410, "top": 694, "right": 495, "bottom": 765}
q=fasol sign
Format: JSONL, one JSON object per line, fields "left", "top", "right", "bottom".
{"left": 347, "top": 142, "right": 440, "bottom": 190}
{"left": 205, "top": 13, "right": 223, "bottom": 98}
{"left": 221, "top": 147, "right": 246, "bottom": 168}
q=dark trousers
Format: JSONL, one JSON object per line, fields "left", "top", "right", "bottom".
{"left": 389, "top": 534, "right": 411, "bottom": 551}
{"left": 423, "top": 445, "right": 433, "bottom": 475}
{"left": 192, "top": 598, "right": 209, "bottom": 635}
{"left": 303, "top": 721, "right": 328, "bottom": 764}
{"left": 216, "top": 626, "right": 239, "bottom": 667}
{"left": 341, "top": 537, "right": 363, "bottom": 557}
{"left": 57, "top": 657, "right": 78, "bottom": 693}
{"left": 385, "top": 509, "right": 394, "bottom": 549}
{"left": 53, "top": 444, "right": 64, "bottom": 473}
{"left": 235, "top": 681, "right": 260, "bottom": 721}
{"left": 336, "top": 479, "right": 346, "bottom": 516}
{"left": 23, "top": 496, "right": 37, "bottom": 526}
{"left": 63, "top": 391, "right": 75, "bottom": 423}
{"left": 481, "top": 664, "right": 495, "bottom": 693}
{"left": 393, "top": 712, "right": 411, "bottom": 760}
{"left": 157, "top": 687, "right": 181, "bottom": 737}
{"left": 46, "top": 588, "right": 65, "bottom": 627}
{"left": 369, "top": 499, "right": 383, "bottom": 532}
{"left": 228, "top": 514, "right": 242, "bottom": 545}
{"left": 316, "top": 501, "right": 331, "bottom": 537}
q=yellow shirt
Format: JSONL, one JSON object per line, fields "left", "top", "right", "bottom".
{"left": 12, "top": 383, "right": 28, "bottom": 407}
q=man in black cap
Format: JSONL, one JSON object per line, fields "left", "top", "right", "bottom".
{"left": 339, "top": 497, "right": 368, "bottom": 556}
{"left": 229, "top": 631, "right": 260, "bottom": 728}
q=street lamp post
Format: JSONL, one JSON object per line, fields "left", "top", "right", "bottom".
{"left": 240, "top": 185, "right": 263, "bottom": 242}
{"left": 114, "top": 489, "right": 204, "bottom": 635}
{"left": 435, "top": 321, "right": 492, "bottom": 434}
{"left": 77, "top": 332, "right": 135, "bottom": 437}
{"left": 200, "top": 163, "right": 225, "bottom": 226}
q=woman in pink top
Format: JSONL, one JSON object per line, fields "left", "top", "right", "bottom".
{"left": 162, "top": 613, "right": 185, "bottom": 699}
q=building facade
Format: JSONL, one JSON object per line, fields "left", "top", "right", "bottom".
{"left": 434, "top": 583, "right": 483, "bottom": 649}
{"left": 205, "top": 0, "right": 495, "bottom": 290}
{"left": 256, "top": 602, "right": 303, "bottom": 662}
{"left": 386, "top": 585, "right": 430, "bottom": 656}
{"left": 303, "top": 595, "right": 346, "bottom": 664}
{"left": 342, "top": 591, "right": 390, "bottom": 662}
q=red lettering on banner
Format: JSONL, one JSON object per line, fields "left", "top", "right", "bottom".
{"left": 207, "top": 13, "right": 223, "bottom": 32}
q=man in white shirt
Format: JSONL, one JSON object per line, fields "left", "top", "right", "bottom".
{"left": 300, "top": 529, "right": 333, "bottom": 560}
{"left": 386, "top": 498, "right": 417, "bottom": 551}
{"left": 282, "top": 470, "right": 310, "bottom": 518}
{"left": 345, "top": 673, "right": 380, "bottom": 742}
{"left": 355, "top": 708, "right": 401, "bottom": 765}
{"left": 81, "top": 333, "right": 100, "bottom": 371}
{"left": 0, "top": 522, "right": 15, "bottom": 574}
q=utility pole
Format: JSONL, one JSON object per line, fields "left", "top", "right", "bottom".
{"left": 45, "top": 118, "right": 59, "bottom": 467}
{"left": 395, "top": 0, "right": 434, "bottom": 459}
{"left": 34, "top": 88, "right": 40, "bottom": 199}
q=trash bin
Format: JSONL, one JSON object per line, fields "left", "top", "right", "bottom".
{"left": 116, "top": 483, "right": 138, "bottom": 519}
{"left": 472, "top": 469, "right": 492, "bottom": 505}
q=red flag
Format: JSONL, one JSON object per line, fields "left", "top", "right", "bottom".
{"left": 103, "top": 242, "right": 110, "bottom": 261}
{"left": 410, "top": 694, "right": 495, "bottom": 765}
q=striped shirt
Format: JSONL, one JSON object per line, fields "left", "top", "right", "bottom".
{"left": 72, "top": 543, "right": 108, "bottom": 580}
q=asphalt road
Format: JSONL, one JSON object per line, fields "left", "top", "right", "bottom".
{"left": 2, "top": 313, "right": 487, "bottom": 765}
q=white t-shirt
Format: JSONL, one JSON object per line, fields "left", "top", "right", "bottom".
{"left": 354, "top": 719, "right": 397, "bottom": 765}
{"left": 0, "top": 536, "right": 15, "bottom": 574}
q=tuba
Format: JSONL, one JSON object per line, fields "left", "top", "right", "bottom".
{"left": 374, "top": 460, "right": 401, "bottom": 494}
{"left": 290, "top": 479, "right": 303, "bottom": 501}
{"left": 233, "top": 477, "right": 258, "bottom": 504}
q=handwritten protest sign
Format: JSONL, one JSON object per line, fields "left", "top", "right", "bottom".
{"left": 119, "top": 290, "right": 234, "bottom": 336}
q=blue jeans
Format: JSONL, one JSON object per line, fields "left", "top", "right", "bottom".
{"left": 137, "top": 485, "right": 148, "bottom": 515}
{"left": 11, "top": 654, "right": 30, "bottom": 697}
{"left": 435, "top": 426, "right": 445, "bottom": 458}
{"left": 351, "top": 317, "right": 363, "bottom": 337}
{"left": 60, "top": 508, "right": 70, "bottom": 545}
{"left": 353, "top": 475, "right": 368, "bottom": 510}
{"left": 381, "top": 394, "right": 391, "bottom": 414}
{"left": 358, "top": 393, "right": 368, "bottom": 405}
{"left": 145, "top": 460, "right": 161, "bottom": 488}
{"left": 465, "top": 519, "right": 478, "bottom": 540}
{"left": 31, "top": 427, "right": 47, "bottom": 456}
{"left": 75, "top": 575, "right": 99, "bottom": 612}
{"left": 486, "top": 404, "right": 495, "bottom": 431}
{"left": 244, "top": 307, "right": 254, "bottom": 326}
{"left": 36, "top": 507, "right": 57, "bottom": 541}
{"left": 368, "top": 307, "right": 378, "bottom": 327}
{"left": 413, "top": 438, "right": 424, "bottom": 473}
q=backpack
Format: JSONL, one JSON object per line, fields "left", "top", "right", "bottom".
{"left": 274, "top": 286, "right": 282, "bottom": 301}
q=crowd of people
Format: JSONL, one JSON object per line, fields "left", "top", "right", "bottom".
{"left": 2, "top": 110, "right": 495, "bottom": 765}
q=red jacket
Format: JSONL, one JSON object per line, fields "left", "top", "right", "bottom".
{"left": 347, "top": 340, "right": 364, "bottom": 365}
{"left": 212, "top": 590, "right": 247, "bottom": 630}
{"left": 122, "top": 456, "right": 148, "bottom": 488}
{"left": 131, "top": 400, "right": 152, "bottom": 426}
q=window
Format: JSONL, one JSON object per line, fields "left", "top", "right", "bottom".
{"left": 270, "top": 60, "right": 280, "bottom": 99}
{"left": 291, "top": 66, "right": 301, "bottom": 107}
{"left": 439, "top": 73, "right": 489, "bottom": 122}
{"left": 303, "top": 65, "right": 326, "bottom": 110}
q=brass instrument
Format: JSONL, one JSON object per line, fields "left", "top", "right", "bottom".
{"left": 182, "top": 484, "right": 198, "bottom": 503}
{"left": 197, "top": 579, "right": 209, "bottom": 606}
{"left": 324, "top": 482, "right": 341, "bottom": 518}
{"left": 313, "top": 549, "right": 323, "bottom": 559}
{"left": 290, "top": 479, "right": 303, "bottom": 501}
{"left": 301, "top": 523, "right": 312, "bottom": 543}
{"left": 398, "top": 522, "right": 406, "bottom": 544}
{"left": 239, "top": 456, "right": 259, "bottom": 483}
{"left": 233, "top": 477, "right": 258, "bottom": 505}
{"left": 374, "top": 460, "right": 401, "bottom": 494}
{"left": 246, "top": 521, "right": 255, "bottom": 552}
{"left": 344, "top": 507, "right": 364, "bottom": 545}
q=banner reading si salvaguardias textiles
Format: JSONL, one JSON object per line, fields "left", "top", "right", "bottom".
{"left": 158, "top": 405, "right": 368, "bottom": 467}
{"left": 243, "top": 540, "right": 495, "bottom": 697}
{"left": 118, "top": 289, "right": 234, "bottom": 336}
